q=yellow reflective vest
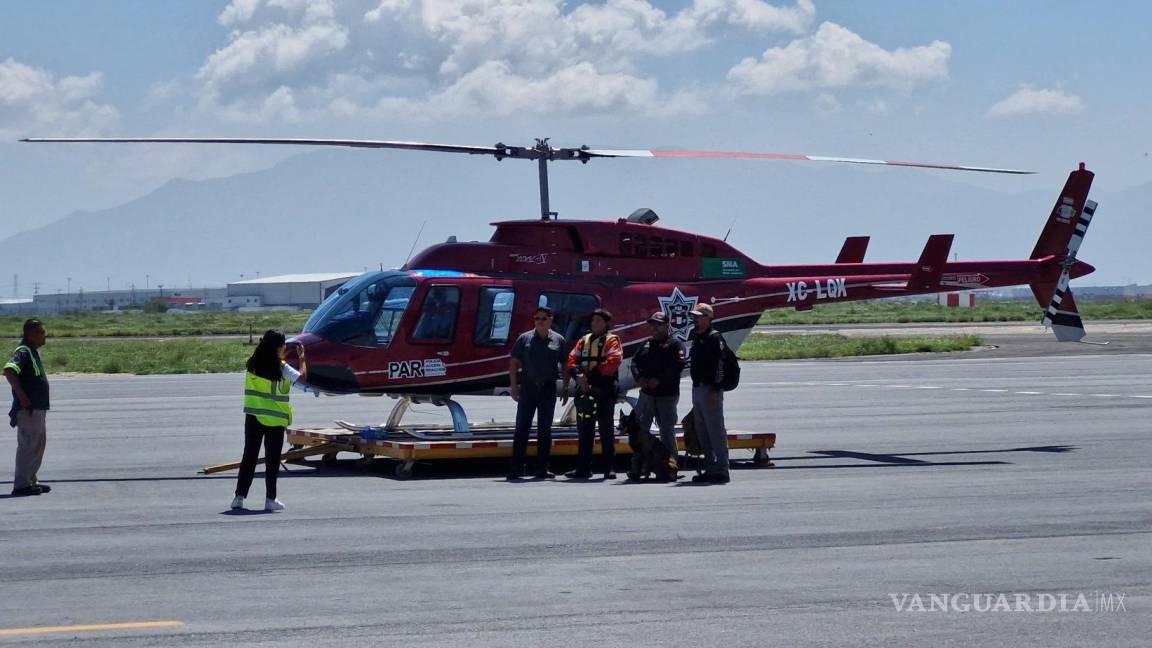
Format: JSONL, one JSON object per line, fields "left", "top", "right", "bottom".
{"left": 243, "top": 368, "right": 292, "bottom": 427}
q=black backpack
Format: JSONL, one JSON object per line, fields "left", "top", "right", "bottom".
{"left": 716, "top": 333, "right": 741, "bottom": 392}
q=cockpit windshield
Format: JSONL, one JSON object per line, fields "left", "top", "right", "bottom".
{"left": 304, "top": 271, "right": 418, "bottom": 347}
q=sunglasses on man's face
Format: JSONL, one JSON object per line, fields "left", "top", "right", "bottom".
{"left": 534, "top": 316, "right": 552, "bottom": 321}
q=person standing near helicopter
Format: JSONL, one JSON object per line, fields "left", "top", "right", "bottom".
{"left": 508, "top": 307, "right": 569, "bottom": 480}
{"left": 232, "top": 330, "right": 307, "bottom": 511}
{"left": 566, "top": 309, "right": 623, "bottom": 480}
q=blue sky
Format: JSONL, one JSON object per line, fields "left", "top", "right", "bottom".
{"left": 2, "top": 0, "right": 1150, "bottom": 246}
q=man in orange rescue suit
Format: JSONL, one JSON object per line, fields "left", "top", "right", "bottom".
{"left": 566, "top": 308, "right": 623, "bottom": 480}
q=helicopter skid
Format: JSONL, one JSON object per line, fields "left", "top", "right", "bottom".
{"left": 285, "top": 425, "right": 775, "bottom": 480}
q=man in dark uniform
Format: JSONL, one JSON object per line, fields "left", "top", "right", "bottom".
{"left": 4, "top": 319, "right": 51, "bottom": 496}
{"left": 508, "top": 306, "right": 568, "bottom": 480}
{"left": 566, "top": 308, "right": 623, "bottom": 480}
{"left": 687, "top": 304, "right": 730, "bottom": 484}
{"left": 630, "top": 311, "right": 687, "bottom": 463}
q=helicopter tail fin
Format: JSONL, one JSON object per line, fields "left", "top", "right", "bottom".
{"left": 1030, "top": 166, "right": 1095, "bottom": 260}
{"left": 1032, "top": 280, "right": 1085, "bottom": 342}
{"left": 1027, "top": 165, "right": 1098, "bottom": 343}
{"left": 906, "top": 234, "right": 954, "bottom": 290}
{"left": 835, "top": 236, "right": 869, "bottom": 263}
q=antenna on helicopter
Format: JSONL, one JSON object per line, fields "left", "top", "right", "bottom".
{"left": 405, "top": 219, "right": 428, "bottom": 265}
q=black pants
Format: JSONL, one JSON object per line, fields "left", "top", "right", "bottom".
{"left": 511, "top": 382, "right": 556, "bottom": 475}
{"left": 235, "top": 414, "right": 285, "bottom": 499}
{"left": 575, "top": 381, "right": 618, "bottom": 473}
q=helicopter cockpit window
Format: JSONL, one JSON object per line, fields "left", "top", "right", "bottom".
{"left": 303, "top": 272, "right": 417, "bottom": 347}
{"left": 475, "top": 287, "right": 515, "bottom": 346}
{"left": 539, "top": 292, "right": 599, "bottom": 351}
{"left": 412, "top": 286, "right": 461, "bottom": 342}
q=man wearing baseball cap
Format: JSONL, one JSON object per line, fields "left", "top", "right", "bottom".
{"left": 687, "top": 303, "right": 730, "bottom": 483}
{"left": 629, "top": 311, "right": 687, "bottom": 464}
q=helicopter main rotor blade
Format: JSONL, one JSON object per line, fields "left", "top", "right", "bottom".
{"left": 581, "top": 148, "right": 1034, "bottom": 174}
{"left": 20, "top": 137, "right": 504, "bottom": 156}
{"left": 21, "top": 137, "right": 1032, "bottom": 174}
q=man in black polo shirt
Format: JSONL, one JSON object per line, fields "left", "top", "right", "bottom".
{"left": 508, "top": 306, "right": 568, "bottom": 480}
{"left": 4, "top": 319, "right": 51, "bottom": 496}
{"left": 630, "top": 311, "right": 687, "bottom": 464}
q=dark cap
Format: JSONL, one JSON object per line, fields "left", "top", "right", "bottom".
{"left": 646, "top": 311, "right": 669, "bottom": 325}
{"left": 689, "top": 303, "right": 714, "bottom": 318}
{"left": 591, "top": 308, "right": 613, "bottom": 322}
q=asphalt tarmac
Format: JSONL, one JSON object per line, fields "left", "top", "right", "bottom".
{"left": 1, "top": 337, "right": 1149, "bottom": 646}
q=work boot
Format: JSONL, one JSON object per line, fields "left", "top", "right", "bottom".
{"left": 11, "top": 486, "right": 41, "bottom": 496}
{"left": 533, "top": 470, "right": 556, "bottom": 480}
{"left": 690, "top": 473, "right": 711, "bottom": 484}
{"left": 708, "top": 473, "right": 731, "bottom": 484}
{"left": 34, "top": 483, "right": 51, "bottom": 493}
{"left": 565, "top": 469, "right": 593, "bottom": 480}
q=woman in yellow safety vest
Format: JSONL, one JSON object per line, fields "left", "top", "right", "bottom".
{"left": 232, "top": 330, "right": 307, "bottom": 512}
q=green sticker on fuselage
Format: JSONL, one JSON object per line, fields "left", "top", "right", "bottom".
{"left": 702, "top": 257, "right": 746, "bottom": 279}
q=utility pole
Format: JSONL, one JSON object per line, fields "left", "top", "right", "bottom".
{"left": 11, "top": 274, "right": 16, "bottom": 299}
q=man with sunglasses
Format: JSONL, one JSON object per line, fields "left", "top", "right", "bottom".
{"left": 508, "top": 306, "right": 568, "bottom": 480}
{"left": 629, "top": 311, "right": 687, "bottom": 465}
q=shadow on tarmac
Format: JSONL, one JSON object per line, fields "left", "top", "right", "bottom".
{"left": 0, "top": 446, "right": 1076, "bottom": 490}
{"left": 276, "top": 445, "right": 1078, "bottom": 481}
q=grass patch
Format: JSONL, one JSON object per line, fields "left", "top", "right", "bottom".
{"left": 739, "top": 333, "right": 983, "bottom": 361}
{"left": 759, "top": 299, "right": 1152, "bottom": 325}
{"left": 35, "top": 339, "right": 254, "bottom": 375}
{"left": 0, "top": 311, "right": 313, "bottom": 338}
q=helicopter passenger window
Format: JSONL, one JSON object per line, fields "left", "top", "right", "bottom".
{"left": 373, "top": 285, "right": 415, "bottom": 345}
{"left": 702, "top": 243, "right": 717, "bottom": 257}
{"left": 475, "top": 287, "right": 515, "bottom": 346}
{"left": 666, "top": 239, "right": 680, "bottom": 257}
{"left": 412, "top": 286, "right": 461, "bottom": 342}
{"left": 539, "top": 292, "right": 599, "bottom": 351}
{"left": 681, "top": 240, "right": 694, "bottom": 257}
{"left": 619, "top": 233, "right": 633, "bottom": 256}
{"left": 633, "top": 234, "right": 648, "bottom": 257}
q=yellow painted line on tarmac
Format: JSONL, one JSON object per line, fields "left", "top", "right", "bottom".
{"left": 0, "top": 620, "right": 183, "bottom": 637}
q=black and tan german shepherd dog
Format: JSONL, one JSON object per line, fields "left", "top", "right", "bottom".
{"left": 621, "top": 410, "right": 679, "bottom": 482}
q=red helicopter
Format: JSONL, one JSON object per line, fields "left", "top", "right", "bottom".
{"left": 22, "top": 137, "right": 1097, "bottom": 433}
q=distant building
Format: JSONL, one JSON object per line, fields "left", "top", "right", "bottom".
{"left": 0, "top": 299, "right": 35, "bottom": 315}
{"left": 225, "top": 273, "right": 361, "bottom": 310}
{"left": 17, "top": 288, "right": 227, "bottom": 314}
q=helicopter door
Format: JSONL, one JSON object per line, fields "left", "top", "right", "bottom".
{"left": 538, "top": 292, "right": 599, "bottom": 351}
{"left": 474, "top": 287, "right": 516, "bottom": 346}
{"left": 411, "top": 285, "right": 462, "bottom": 342}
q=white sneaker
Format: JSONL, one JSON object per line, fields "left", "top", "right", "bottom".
{"left": 230, "top": 495, "right": 245, "bottom": 510}
{"left": 264, "top": 498, "right": 285, "bottom": 512}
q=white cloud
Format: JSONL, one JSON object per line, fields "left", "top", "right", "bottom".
{"left": 986, "top": 86, "right": 1084, "bottom": 119}
{"left": 195, "top": 0, "right": 813, "bottom": 121}
{"left": 726, "top": 22, "right": 950, "bottom": 96}
{"left": 0, "top": 58, "right": 119, "bottom": 137}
